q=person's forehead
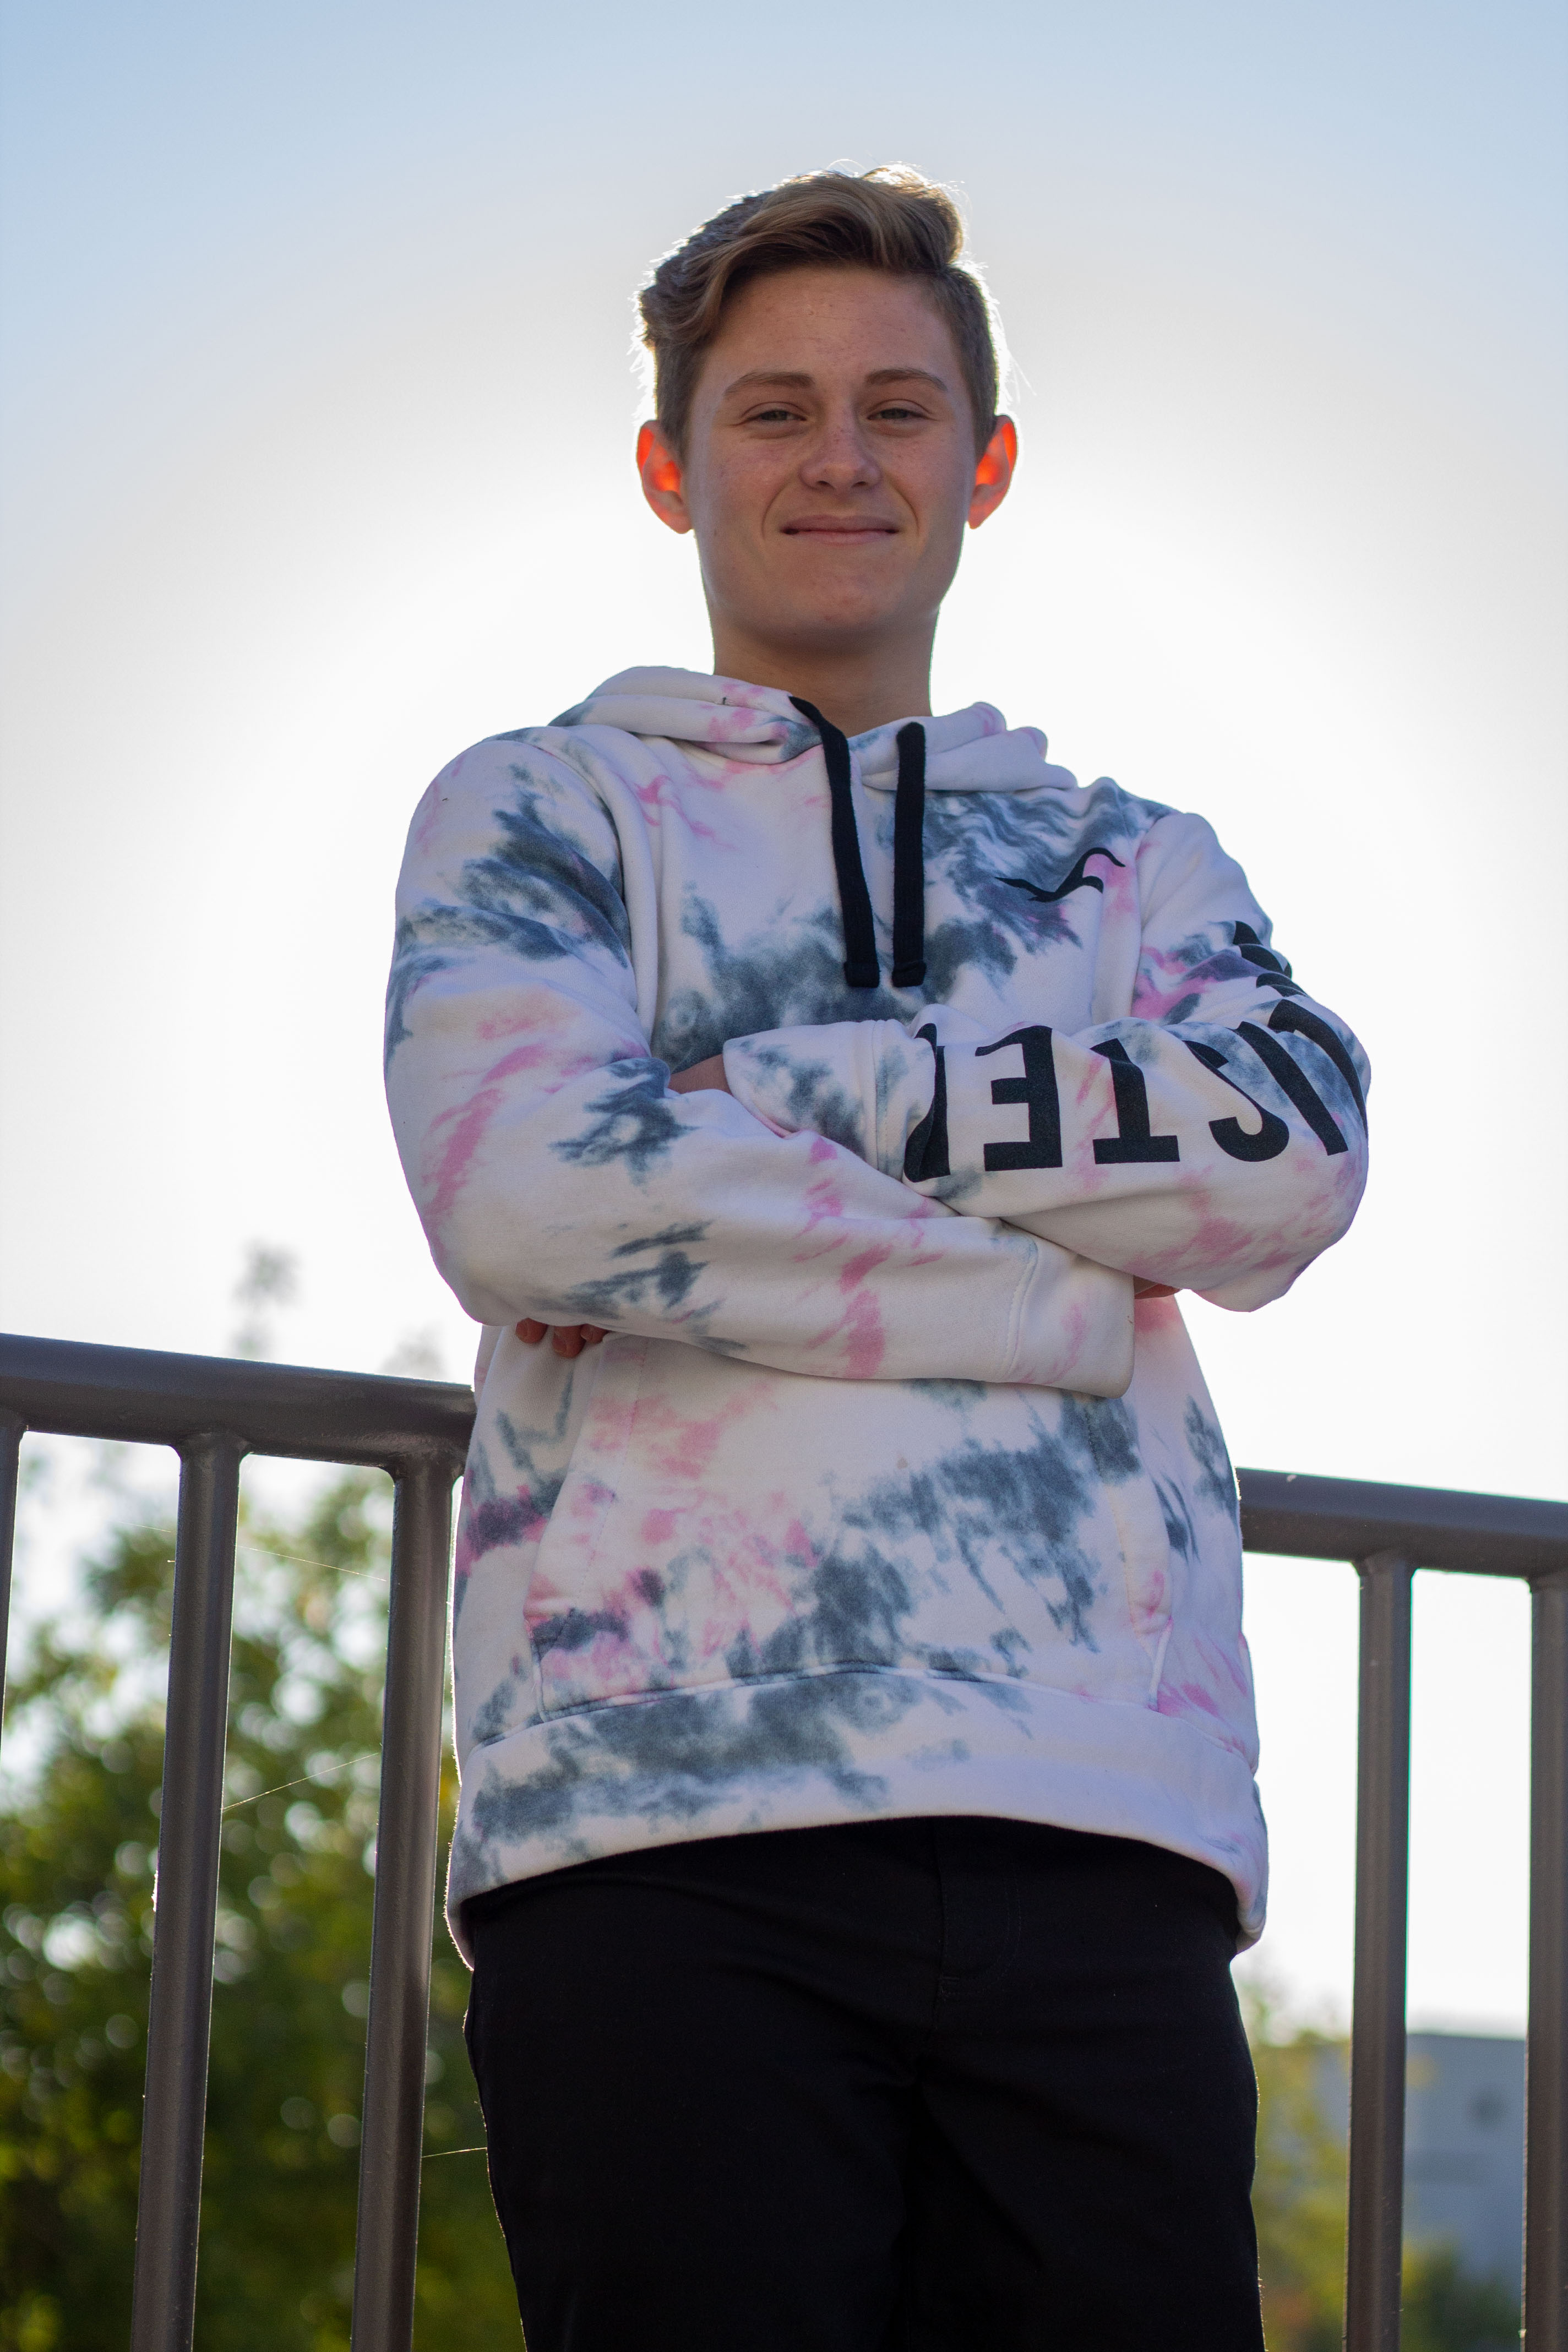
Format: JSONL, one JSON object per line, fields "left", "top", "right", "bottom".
{"left": 701, "top": 267, "right": 959, "bottom": 392}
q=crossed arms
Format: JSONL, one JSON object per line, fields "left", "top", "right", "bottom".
{"left": 387, "top": 742, "right": 1369, "bottom": 1397}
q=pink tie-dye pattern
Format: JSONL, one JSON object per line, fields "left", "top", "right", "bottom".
{"left": 522, "top": 1374, "right": 822, "bottom": 1710}
{"left": 424, "top": 1023, "right": 625, "bottom": 1232}
{"left": 630, "top": 768, "right": 727, "bottom": 844}
{"left": 533, "top": 1487, "right": 823, "bottom": 1708}
{"left": 424, "top": 1043, "right": 558, "bottom": 1228}
{"left": 1130, "top": 940, "right": 1235, "bottom": 1021}
{"left": 409, "top": 778, "right": 444, "bottom": 856}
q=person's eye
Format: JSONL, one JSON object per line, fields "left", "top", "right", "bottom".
{"left": 870, "top": 403, "right": 927, "bottom": 424}
{"left": 744, "top": 405, "right": 803, "bottom": 426}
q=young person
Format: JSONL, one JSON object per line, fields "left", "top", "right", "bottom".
{"left": 386, "top": 166, "right": 1369, "bottom": 2350}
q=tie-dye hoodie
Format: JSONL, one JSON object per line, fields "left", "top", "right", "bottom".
{"left": 386, "top": 668, "right": 1369, "bottom": 1955}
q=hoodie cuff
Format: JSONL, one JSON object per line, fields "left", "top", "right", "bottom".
{"left": 722, "top": 1020, "right": 935, "bottom": 1177}
{"left": 1008, "top": 1249, "right": 1136, "bottom": 1396}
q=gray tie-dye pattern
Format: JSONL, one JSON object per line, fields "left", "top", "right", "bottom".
{"left": 383, "top": 937, "right": 453, "bottom": 1068}
{"left": 1184, "top": 1398, "right": 1240, "bottom": 1520}
{"left": 459, "top": 1669, "right": 905, "bottom": 1866}
{"left": 387, "top": 667, "right": 1369, "bottom": 1959}
{"left": 551, "top": 1063, "right": 687, "bottom": 1179}
{"left": 654, "top": 896, "right": 912, "bottom": 1070}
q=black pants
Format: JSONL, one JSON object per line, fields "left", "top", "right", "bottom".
{"left": 464, "top": 1816, "right": 1264, "bottom": 2351}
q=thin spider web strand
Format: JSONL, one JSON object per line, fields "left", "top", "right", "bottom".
{"left": 221, "top": 1752, "right": 380, "bottom": 1814}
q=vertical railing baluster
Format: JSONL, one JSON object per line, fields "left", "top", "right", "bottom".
{"left": 1525, "top": 1567, "right": 1568, "bottom": 2351}
{"left": 129, "top": 1433, "right": 244, "bottom": 2352}
{"left": 0, "top": 1408, "right": 23, "bottom": 1749}
{"left": 1346, "top": 1550, "right": 1414, "bottom": 2352}
{"left": 350, "top": 1450, "right": 458, "bottom": 2352}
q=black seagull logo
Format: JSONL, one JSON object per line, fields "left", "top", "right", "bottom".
{"left": 1002, "top": 847, "right": 1125, "bottom": 904}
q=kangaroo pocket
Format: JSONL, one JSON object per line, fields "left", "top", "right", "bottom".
{"left": 523, "top": 1346, "right": 1175, "bottom": 1719}
{"left": 524, "top": 1340, "right": 819, "bottom": 1714}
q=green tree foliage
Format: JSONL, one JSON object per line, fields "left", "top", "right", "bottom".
{"left": 1400, "top": 2248, "right": 1523, "bottom": 2352}
{"left": 0, "top": 1466, "right": 518, "bottom": 2351}
{"left": 0, "top": 1467, "right": 1525, "bottom": 2352}
{"left": 1249, "top": 2003, "right": 1351, "bottom": 2351}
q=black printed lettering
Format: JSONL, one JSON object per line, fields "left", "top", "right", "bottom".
{"left": 1236, "top": 1022, "right": 1347, "bottom": 1156}
{"left": 1091, "top": 1039, "right": 1180, "bottom": 1165}
{"left": 1231, "top": 919, "right": 1293, "bottom": 977}
{"left": 902, "top": 1023, "right": 951, "bottom": 1182}
{"left": 1185, "top": 1041, "right": 1290, "bottom": 1162}
{"left": 977, "top": 1026, "right": 1063, "bottom": 1172}
{"left": 1266, "top": 1000, "right": 1366, "bottom": 1128}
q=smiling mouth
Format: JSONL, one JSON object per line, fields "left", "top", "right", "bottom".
{"left": 780, "top": 520, "right": 899, "bottom": 540}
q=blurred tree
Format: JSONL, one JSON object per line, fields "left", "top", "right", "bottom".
{"left": 230, "top": 1243, "right": 299, "bottom": 1361}
{"left": 0, "top": 1467, "right": 517, "bottom": 2351}
{"left": 1248, "top": 1994, "right": 1349, "bottom": 2351}
{"left": 1400, "top": 2247, "right": 1522, "bottom": 2352}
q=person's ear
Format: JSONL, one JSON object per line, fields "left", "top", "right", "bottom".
{"left": 968, "top": 416, "right": 1017, "bottom": 529}
{"left": 637, "top": 421, "right": 693, "bottom": 535}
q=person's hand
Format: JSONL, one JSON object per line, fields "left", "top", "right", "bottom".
{"left": 669, "top": 1054, "right": 731, "bottom": 1095}
{"left": 516, "top": 1319, "right": 608, "bottom": 1358}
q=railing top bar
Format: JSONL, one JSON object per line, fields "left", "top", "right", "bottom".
{"left": 4, "top": 1336, "right": 1565, "bottom": 1575}
{"left": 0, "top": 1332, "right": 475, "bottom": 1471}
{"left": 1239, "top": 1466, "right": 1568, "bottom": 1581}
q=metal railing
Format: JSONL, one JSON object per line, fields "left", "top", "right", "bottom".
{"left": 0, "top": 1335, "right": 470, "bottom": 2352}
{"left": 0, "top": 1332, "right": 1564, "bottom": 2352}
{"left": 1242, "top": 1470, "right": 1568, "bottom": 2350}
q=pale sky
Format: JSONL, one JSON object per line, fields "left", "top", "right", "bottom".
{"left": 2, "top": 0, "right": 1564, "bottom": 2030}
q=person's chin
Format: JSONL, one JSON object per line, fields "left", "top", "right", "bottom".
{"left": 756, "top": 601, "right": 909, "bottom": 652}
{"left": 769, "top": 553, "right": 910, "bottom": 622}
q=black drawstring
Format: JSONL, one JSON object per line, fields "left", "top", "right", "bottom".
{"left": 891, "top": 722, "right": 927, "bottom": 987}
{"left": 790, "top": 697, "right": 927, "bottom": 993}
{"left": 790, "top": 696, "right": 880, "bottom": 987}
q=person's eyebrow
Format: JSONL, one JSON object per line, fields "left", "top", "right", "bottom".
{"left": 720, "top": 369, "right": 815, "bottom": 399}
{"left": 719, "top": 365, "right": 954, "bottom": 402}
{"left": 862, "top": 367, "right": 952, "bottom": 394}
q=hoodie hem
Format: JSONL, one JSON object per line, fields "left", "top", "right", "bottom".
{"left": 444, "top": 1666, "right": 1266, "bottom": 1965}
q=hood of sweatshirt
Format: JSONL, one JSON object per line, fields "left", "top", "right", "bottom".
{"left": 552, "top": 666, "right": 1080, "bottom": 796}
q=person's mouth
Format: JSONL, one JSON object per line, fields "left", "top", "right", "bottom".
{"left": 780, "top": 518, "right": 899, "bottom": 543}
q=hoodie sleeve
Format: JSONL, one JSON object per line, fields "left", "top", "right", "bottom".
{"left": 384, "top": 738, "right": 1136, "bottom": 1393}
{"left": 721, "top": 810, "right": 1369, "bottom": 1311}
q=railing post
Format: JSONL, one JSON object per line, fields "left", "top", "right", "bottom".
{"left": 1346, "top": 1549, "right": 1414, "bottom": 2352}
{"left": 350, "top": 1450, "right": 459, "bottom": 2352}
{"left": 1526, "top": 1567, "right": 1568, "bottom": 2351}
{"left": 0, "top": 1407, "right": 23, "bottom": 1747}
{"left": 129, "top": 1432, "right": 244, "bottom": 2352}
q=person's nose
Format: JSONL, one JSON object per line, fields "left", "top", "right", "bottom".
{"left": 801, "top": 409, "right": 881, "bottom": 494}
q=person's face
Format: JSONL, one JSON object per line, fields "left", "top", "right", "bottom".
{"left": 637, "top": 265, "right": 1016, "bottom": 665}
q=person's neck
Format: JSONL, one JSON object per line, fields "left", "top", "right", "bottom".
{"left": 709, "top": 620, "right": 935, "bottom": 741}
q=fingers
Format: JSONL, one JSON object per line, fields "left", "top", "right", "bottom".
{"left": 515, "top": 1320, "right": 609, "bottom": 1356}
{"left": 549, "top": 1324, "right": 608, "bottom": 1357}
